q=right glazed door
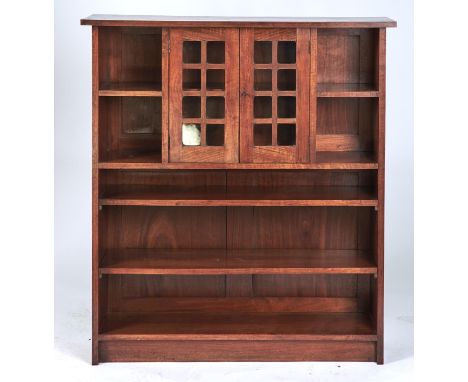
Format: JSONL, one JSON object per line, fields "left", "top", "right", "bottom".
{"left": 240, "top": 29, "right": 311, "bottom": 163}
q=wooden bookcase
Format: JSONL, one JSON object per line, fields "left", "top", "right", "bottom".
{"left": 81, "top": 15, "right": 396, "bottom": 364}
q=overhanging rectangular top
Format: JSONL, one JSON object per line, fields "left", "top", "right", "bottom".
{"left": 80, "top": 15, "right": 397, "bottom": 28}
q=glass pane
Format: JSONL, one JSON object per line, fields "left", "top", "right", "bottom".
{"left": 254, "top": 97, "right": 272, "bottom": 118}
{"left": 254, "top": 41, "right": 272, "bottom": 64}
{"left": 121, "top": 97, "right": 159, "bottom": 134}
{"left": 277, "top": 41, "right": 296, "bottom": 63}
{"left": 254, "top": 69, "right": 272, "bottom": 91}
{"left": 278, "top": 96, "right": 296, "bottom": 118}
{"left": 206, "top": 97, "right": 225, "bottom": 119}
{"left": 277, "top": 69, "right": 296, "bottom": 91}
{"left": 277, "top": 124, "right": 296, "bottom": 146}
{"left": 206, "top": 69, "right": 225, "bottom": 90}
{"left": 182, "top": 123, "right": 201, "bottom": 146}
{"left": 183, "top": 41, "right": 201, "bottom": 63}
{"left": 206, "top": 124, "right": 224, "bottom": 146}
{"left": 207, "top": 41, "right": 225, "bottom": 63}
{"left": 182, "top": 96, "right": 201, "bottom": 118}
{"left": 254, "top": 124, "right": 272, "bottom": 146}
{"left": 183, "top": 69, "right": 201, "bottom": 90}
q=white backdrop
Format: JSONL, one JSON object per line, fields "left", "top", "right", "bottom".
{"left": 55, "top": 1, "right": 413, "bottom": 380}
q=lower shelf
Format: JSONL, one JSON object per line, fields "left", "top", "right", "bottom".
{"left": 99, "top": 312, "right": 376, "bottom": 341}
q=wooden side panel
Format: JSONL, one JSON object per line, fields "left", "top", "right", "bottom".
{"left": 375, "top": 27, "right": 386, "bottom": 365}
{"left": 92, "top": 26, "right": 100, "bottom": 365}
{"left": 99, "top": 340, "right": 376, "bottom": 362}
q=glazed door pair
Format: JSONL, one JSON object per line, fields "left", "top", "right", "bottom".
{"left": 169, "top": 28, "right": 310, "bottom": 163}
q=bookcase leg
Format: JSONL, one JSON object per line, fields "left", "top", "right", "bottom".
{"left": 92, "top": 340, "right": 99, "bottom": 365}
{"left": 377, "top": 339, "right": 384, "bottom": 364}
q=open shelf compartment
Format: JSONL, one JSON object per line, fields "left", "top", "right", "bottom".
{"left": 98, "top": 27, "right": 162, "bottom": 95}
{"left": 317, "top": 29, "right": 379, "bottom": 97}
{"left": 97, "top": 197, "right": 378, "bottom": 342}
{"left": 317, "top": 97, "right": 377, "bottom": 161}
{"left": 99, "top": 169, "right": 377, "bottom": 206}
{"left": 99, "top": 97, "right": 162, "bottom": 162}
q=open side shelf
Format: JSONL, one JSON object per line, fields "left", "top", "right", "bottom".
{"left": 317, "top": 83, "right": 379, "bottom": 98}
{"left": 100, "top": 248, "right": 377, "bottom": 275}
{"left": 99, "top": 82, "right": 162, "bottom": 97}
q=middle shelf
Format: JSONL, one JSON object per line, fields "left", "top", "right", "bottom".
{"left": 100, "top": 248, "right": 377, "bottom": 275}
{"left": 99, "top": 186, "right": 377, "bottom": 207}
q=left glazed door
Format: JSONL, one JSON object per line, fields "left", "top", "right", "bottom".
{"left": 169, "top": 28, "right": 239, "bottom": 163}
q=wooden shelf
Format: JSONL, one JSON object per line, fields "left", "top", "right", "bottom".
{"left": 99, "top": 186, "right": 377, "bottom": 207}
{"left": 97, "top": 152, "right": 377, "bottom": 169}
{"left": 99, "top": 82, "right": 162, "bottom": 96}
{"left": 317, "top": 83, "right": 379, "bottom": 97}
{"left": 99, "top": 312, "right": 376, "bottom": 341}
{"left": 100, "top": 248, "right": 377, "bottom": 275}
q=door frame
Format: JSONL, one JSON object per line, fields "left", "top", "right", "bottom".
{"left": 169, "top": 28, "right": 239, "bottom": 163}
{"left": 239, "top": 28, "right": 310, "bottom": 163}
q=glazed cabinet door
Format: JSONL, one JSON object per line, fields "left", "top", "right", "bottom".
{"left": 169, "top": 28, "right": 239, "bottom": 162}
{"left": 240, "top": 29, "right": 311, "bottom": 163}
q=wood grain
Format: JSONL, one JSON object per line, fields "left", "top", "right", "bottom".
{"left": 99, "top": 186, "right": 377, "bottom": 207}
{"left": 99, "top": 340, "right": 376, "bottom": 362}
{"left": 81, "top": 15, "right": 397, "bottom": 28}
{"left": 108, "top": 296, "right": 361, "bottom": 313}
{"left": 100, "top": 248, "right": 377, "bottom": 275}
{"left": 169, "top": 28, "right": 239, "bottom": 163}
{"left": 84, "top": 18, "right": 392, "bottom": 364}
{"left": 98, "top": 151, "right": 378, "bottom": 169}
{"left": 99, "top": 312, "right": 376, "bottom": 341}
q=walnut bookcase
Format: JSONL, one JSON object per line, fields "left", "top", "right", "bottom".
{"left": 81, "top": 15, "right": 396, "bottom": 364}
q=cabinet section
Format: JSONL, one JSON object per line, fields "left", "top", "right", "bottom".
{"left": 317, "top": 29, "right": 378, "bottom": 93}
{"left": 99, "top": 97, "right": 162, "bottom": 162}
{"left": 98, "top": 27, "right": 162, "bottom": 93}
{"left": 240, "top": 29, "right": 310, "bottom": 163}
{"left": 169, "top": 29, "right": 239, "bottom": 163}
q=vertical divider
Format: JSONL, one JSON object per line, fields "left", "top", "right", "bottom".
{"left": 161, "top": 28, "right": 169, "bottom": 163}
{"left": 91, "top": 26, "right": 100, "bottom": 365}
{"left": 201, "top": 41, "right": 207, "bottom": 146}
{"left": 239, "top": 29, "right": 254, "bottom": 163}
{"left": 309, "top": 28, "right": 318, "bottom": 162}
{"left": 296, "top": 28, "right": 311, "bottom": 162}
{"left": 168, "top": 29, "right": 183, "bottom": 162}
{"left": 271, "top": 41, "right": 278, "bottom": 146}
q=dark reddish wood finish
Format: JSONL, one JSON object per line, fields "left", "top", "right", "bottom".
{"left": 81, "top": 15, "right": 396, "bottom": 28}
{"left": 99, "top": 340, "right": 377, "bottom": 362}
{"left": 169, "top": 28, "right": 239, "bottom": 163}
{"left": 83, "top": 15, "right": 395, "bottom": 364}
